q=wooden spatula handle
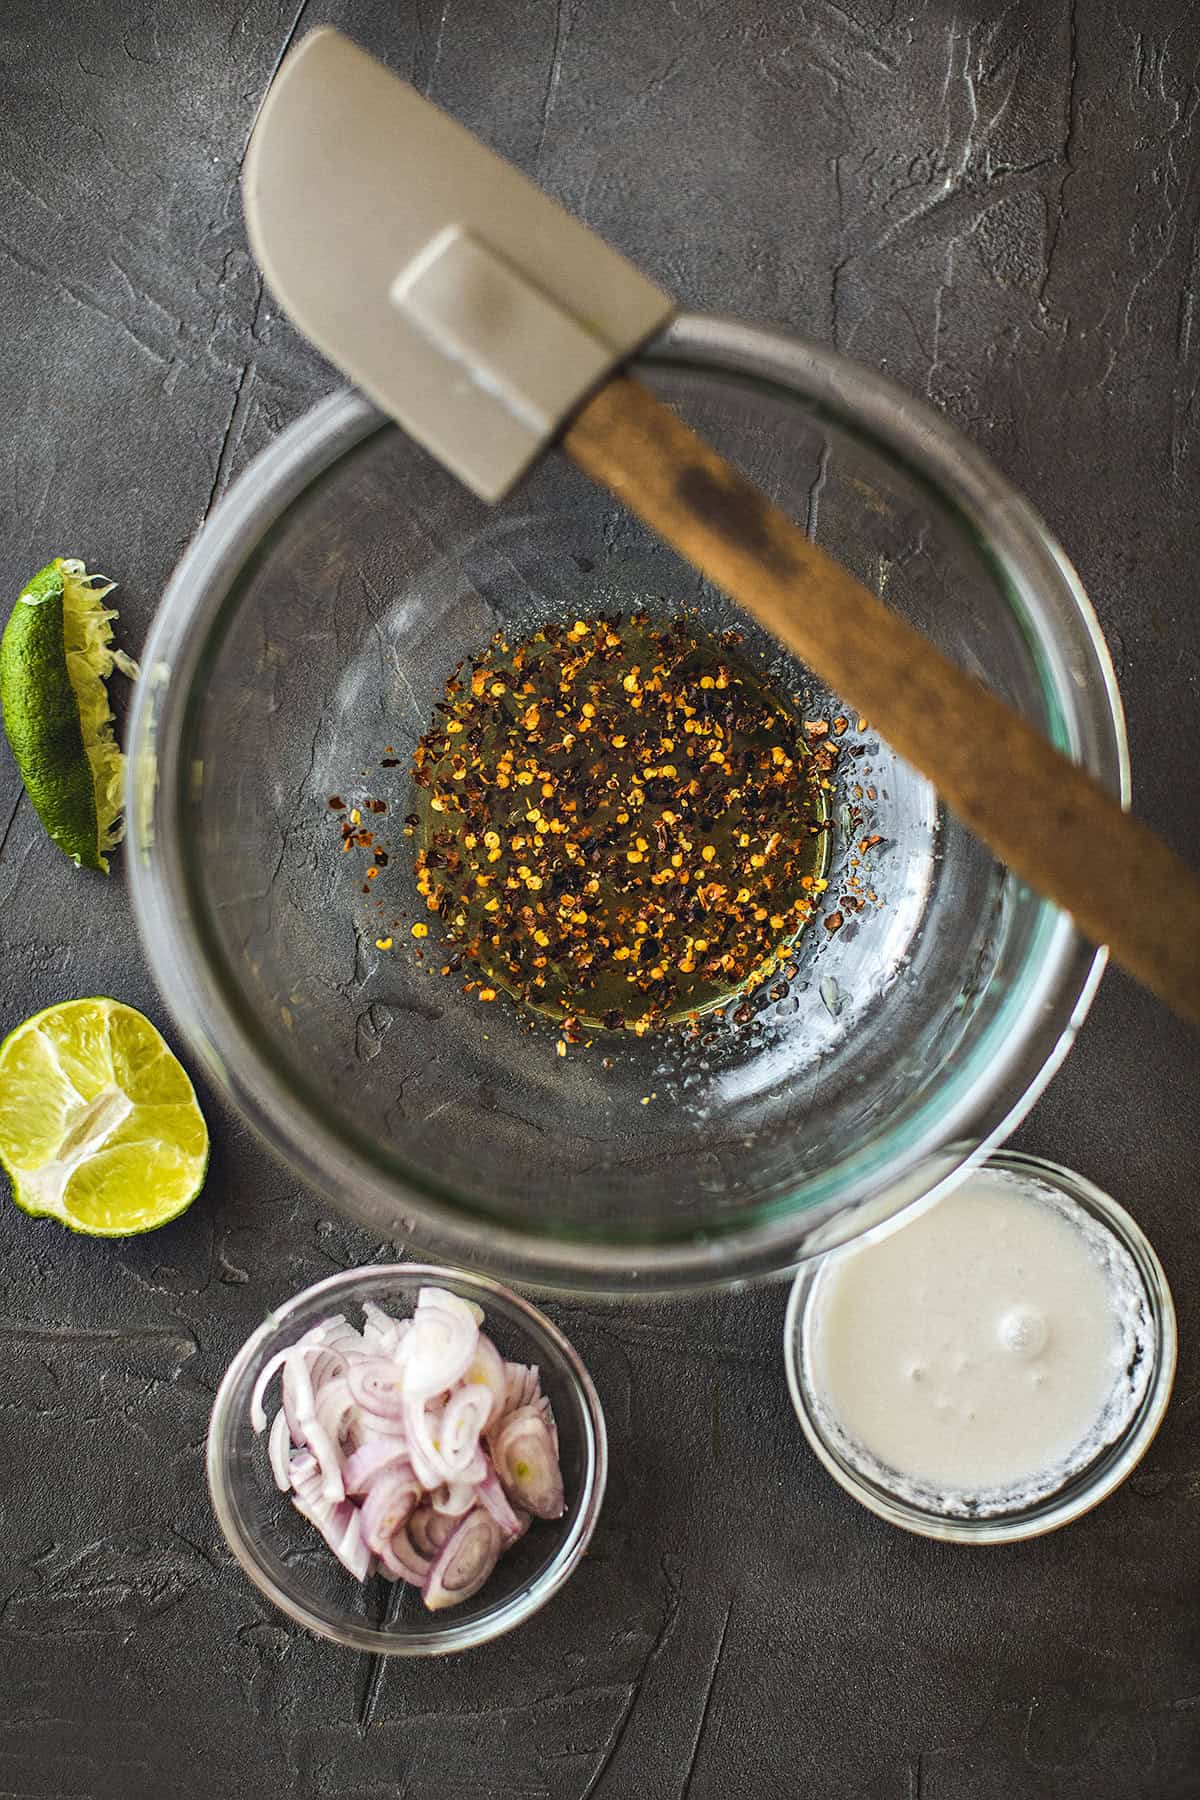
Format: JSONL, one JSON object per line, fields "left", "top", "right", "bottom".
{"left": 564, "top": 375, "right": 1200, "bottom": 1027}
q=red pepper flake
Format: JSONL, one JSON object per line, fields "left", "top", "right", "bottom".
{"left": 823, "top": 911, "right": 845, "bottom": 933}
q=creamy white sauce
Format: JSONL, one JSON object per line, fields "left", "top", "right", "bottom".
{"left": 805, "top": 1168, "right": 1152, "bottom": 1515}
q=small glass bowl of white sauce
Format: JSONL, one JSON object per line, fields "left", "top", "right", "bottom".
{"left": 784, "top": 1151, "right": 1176, "bottom": 1542}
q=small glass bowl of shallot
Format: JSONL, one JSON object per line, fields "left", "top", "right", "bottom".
{"left": 207, "top": 1264, "right": 607, "bottom": 1654}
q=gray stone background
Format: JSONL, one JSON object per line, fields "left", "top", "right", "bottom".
{"left": 1, "top": 1, "right": 1198, "bottom": 1795}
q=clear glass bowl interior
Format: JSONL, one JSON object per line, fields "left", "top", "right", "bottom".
{"left": 783, "top": 1152, "right": 1176, "bottom": 1543}
{"left": 206, "top": 1265, "right": 607, "bottom": 1653}
{"left": 130, "top": 317, "right": 1126, "bottom": 1287}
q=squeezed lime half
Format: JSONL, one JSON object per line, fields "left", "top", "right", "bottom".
{"left": 0, "top": 998, "right": 208, "bottom": 1235}
{"left": 0, "top": 556, "right": 137, "bottom": 871}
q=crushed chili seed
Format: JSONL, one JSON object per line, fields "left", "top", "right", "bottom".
{"left": 327, "top": 796, "right": 345, "bottom": 810}
{"left": 409, "top": 612, "right": 830, "bottom": 1029}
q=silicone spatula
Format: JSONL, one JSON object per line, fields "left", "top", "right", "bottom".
{"left": 243, "top": 28, "right": 1200, "bottom": 1026}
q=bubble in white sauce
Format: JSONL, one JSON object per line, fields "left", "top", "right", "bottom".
{"left": 997, "top": 1304, "right": 1049, "bottom": 1358}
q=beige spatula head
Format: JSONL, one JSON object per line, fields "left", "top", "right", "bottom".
{"left": 243, "top": 27, "right": 673, "bottom": 501}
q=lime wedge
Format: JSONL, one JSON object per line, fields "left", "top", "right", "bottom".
{"left": 0, "top": 999, "right": 208, "bottom": 1235}
{"left": 0, "top": 557, "right": 137, "bottom": 872}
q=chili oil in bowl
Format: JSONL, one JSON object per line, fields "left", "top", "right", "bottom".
{"left": 129, "top": 316, "right": 1127, "bottom": 1289}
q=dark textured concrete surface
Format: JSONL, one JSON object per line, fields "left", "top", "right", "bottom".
{"left": 2, "top": 3, "right": 1198, "bottom": 1796}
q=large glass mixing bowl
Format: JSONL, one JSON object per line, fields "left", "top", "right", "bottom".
{"left": 127, "top": 317, "right": 1127, "bottom": 1290}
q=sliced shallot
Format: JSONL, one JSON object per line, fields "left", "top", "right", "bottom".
{"left": 463, "top": 1332, "right": 509, "bottom": 1425}
{"left": 347, "top": 1355, "right": 408, "bottom": 1421}
{"left": 313, "top": 1374, "right": 357, "bottom": 1446}
{"left": 379, "top": 1522, "right": 432, "bottom": 1586}
{"left": 476, "top": 1465, "right": 523, "bottom": 1540}
{"left": 404, "top": 1289, "right": 479, "bottom": 1398}
{"left": 359, "top": 1465, "right": 423, "bottom": 1558}
{"left": 250, "top": 1339, "right": 324, "bottom": 1433}
{"left": 289, "top": 1449, "right": 320, "bottom": 1495}
{"left": 491, "top": 1405, "right": 565, "bottom": 1520}
{"left": 343, "top": 1438, "right": 411, "bottom": 1496}
{"left": 431, "top": 1477, "right": 481, "bottom": 1517}
{"left": 501, "top": 1362, "right": 541, "bottom": 1418}
{"left": 362, "top": 1301, "right": 409, "bottom": 1355}
{"left": 293, "top": 1492, "right": 373, "bottom": 1582}
{"left": 404, "top": 1395, "right": 453, "bottom": 1490}
{"left": 439, "top": 1383, "right": 493, "bottom": 1474}
{"left": 535, "top": 1391, "right": 560, "bottom": 1456}
{"left": 408, "top": 1505, "right": 457, "bottom": 1559}
{"left": 302, "top": 1417, "right": 346, "bottom": 1506}
{"left": 268, "top": 1407, "right": 294, "bottom": 1491}
{"left": 423, "top": 1507, "right": 503, "bottom": 1611}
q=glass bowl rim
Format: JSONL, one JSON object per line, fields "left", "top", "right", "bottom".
{"left": 127, "top": 313, "right": 1130, "bottom": 1289}
{"left": 206, "top": 1262, "right": 608, "bottom": 1653}
{"left": 783, "top": 1149, "right": 1177, "bottom": 1544}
